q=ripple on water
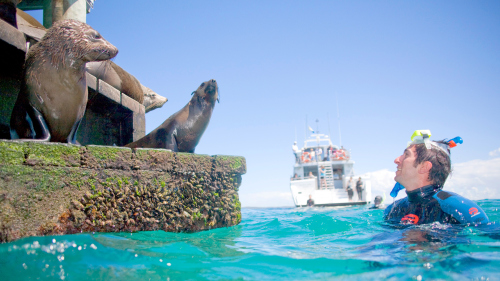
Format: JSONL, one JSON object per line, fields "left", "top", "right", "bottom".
{"left": 1, "top": 201, "right": 500, "bottom": 280}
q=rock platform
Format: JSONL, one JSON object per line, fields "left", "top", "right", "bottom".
{"left": 0, "top": 140, "right": 246, "bottom": 242}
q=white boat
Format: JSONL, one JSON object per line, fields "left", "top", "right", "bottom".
{"left": 290, "top": 133, "right": 371, "bottom": 207}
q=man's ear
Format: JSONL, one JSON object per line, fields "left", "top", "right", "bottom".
{"left": 418, "top": 161, "right": 433, "bottom": 174}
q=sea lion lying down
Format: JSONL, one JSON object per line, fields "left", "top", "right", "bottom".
{"left": 125, "top": 79, "right": 219, "bottom": 153}
{"left": 86, "top": 60, "right": 168, "bottom": 113}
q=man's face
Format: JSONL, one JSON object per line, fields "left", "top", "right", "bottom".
{"left": 394, "top": 146, "right": 419, "bottom": 187}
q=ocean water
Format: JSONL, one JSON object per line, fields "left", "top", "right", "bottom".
{"left": 1, "top": 200, "right": 500, "bottom": 280}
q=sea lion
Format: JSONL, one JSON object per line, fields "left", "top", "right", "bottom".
{"left": 10, "top": 19, "right": 118, "bottom": 143}
{"left": 125, "top": 79, "right": 219, "bottom": 153}
{"left": 142, "top": 84, "right": 168, "bottom": 113}
{"left": 86, "top": 60, "right": 144, "bottom": 104}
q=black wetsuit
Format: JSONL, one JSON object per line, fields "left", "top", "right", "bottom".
{"left": 384, "top": 185, "right": 489, "bottom": 225}
{"left": 307, "top": 199, "right": 314, "bottom": 207}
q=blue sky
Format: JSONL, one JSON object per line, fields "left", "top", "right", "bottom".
{"left": 27, "top": 1, "right": 500, "bottom": 206}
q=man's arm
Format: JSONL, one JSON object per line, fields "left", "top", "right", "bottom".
{"left": 433, "top": 191, "right": 489, "bottom": 225}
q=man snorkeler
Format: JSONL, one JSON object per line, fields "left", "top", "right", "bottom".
{"left": 384, "top": 130, "right": 489, "bottom": 225}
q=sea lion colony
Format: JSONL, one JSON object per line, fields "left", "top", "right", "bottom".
{"left": 10, "top": 19, "right": 118, "bottom": 143}
{"left": 9, "top": 18, "right": 215, "bottom": 152}
{"left": 14, "top": 8, "right": 167, "bottom": 110}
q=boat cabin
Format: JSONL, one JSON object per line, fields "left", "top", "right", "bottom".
{"left": 291, "top": 133, "right": 354, "bottom": 190}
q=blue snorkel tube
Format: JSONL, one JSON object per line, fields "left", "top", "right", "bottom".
{"left": 390, "top": 182, "right": 405, "bottom": 198}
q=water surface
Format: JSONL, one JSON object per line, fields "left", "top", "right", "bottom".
{"left": 1, "top": 200, "right": 499, "bottom": 280}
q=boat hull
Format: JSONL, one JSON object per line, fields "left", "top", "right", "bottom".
{"left": 290, "top": 178, "right": 371, "bottom": 207}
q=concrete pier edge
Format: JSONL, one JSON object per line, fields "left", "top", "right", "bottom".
{"left": 0, "top": 140, "right": 246, "bottom": 243}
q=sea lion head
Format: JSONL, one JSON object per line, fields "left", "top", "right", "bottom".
{"left": 193, "top": 79, "right": 219, "bottom": 104}
{"left": 37, "top": 19, "right": 118, "bottom": 68}
{"left": 142, "top": 85, "right": 168, "bottom": 113}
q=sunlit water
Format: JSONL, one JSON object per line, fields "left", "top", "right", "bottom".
{"left": 1, "top": 200, "right": 500, "bottom": 280}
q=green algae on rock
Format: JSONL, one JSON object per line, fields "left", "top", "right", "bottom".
{"left": 0, "top": 140, "right": 245, "bottom": 242}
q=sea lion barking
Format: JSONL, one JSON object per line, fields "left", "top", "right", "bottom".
{"left": 125, "top": 79, "right": 219, "bottom": 153}
{"left": 10, "top": 19, "right": 118, "bottom": 143}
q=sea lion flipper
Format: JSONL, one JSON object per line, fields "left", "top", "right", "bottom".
{"left": 26, "top": 105, "right": 51, "bottom": 141}
{"left": 165, "top": 132, "right": 178, "bottom": 152}
{"left": 67, "top": 119, "right": 82, "bottom": 145}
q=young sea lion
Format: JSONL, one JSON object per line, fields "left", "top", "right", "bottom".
{"left": 10, "top": 19, "right": 118, "bottom": 143}
{"left": 125, "top": 79, "right": 219, "bottom": 153}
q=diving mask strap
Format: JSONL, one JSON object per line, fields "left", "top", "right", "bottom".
{"left": 429, "top": 142, "right": 450, "bottom": 156}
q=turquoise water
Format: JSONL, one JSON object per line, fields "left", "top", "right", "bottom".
{"left": 1, "top": 200, "right": 500, "bottom": 280}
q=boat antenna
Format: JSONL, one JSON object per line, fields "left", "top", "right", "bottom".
{"left": 315, "top": 119, "right": 319, "bottom": 134}
{"left": 336, "top": 94, "right": 342, "bottom": 146}
{"left": 305, "top": 115, "right": 308, "bottom": 140}
{"left": 294, "top": 126, "right": 297, "bottom": 143}
{"left": 327, "top": 112, "right": 332, "bottom": 140}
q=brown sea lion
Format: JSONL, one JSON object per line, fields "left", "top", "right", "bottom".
{"left": 86, "top": 60, "right": 144, "bottom": 104}
{"left": 86, "top": 61, "right": 168, "bottom": 111}
{"left": 142, "top": 84, "right": 168, "bottom": 113}
{"left": 125, "top": 79, "right": 219, "bottom": 153}
{"left": 10, "top": 19, "right": 118, "bottom": 143}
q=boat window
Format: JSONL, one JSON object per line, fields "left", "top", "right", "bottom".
{"left": 332, "top": 169, "right": 343, "bottom": 180}
{"left": 304, "top": 167, "right": 317, "bottom": 179}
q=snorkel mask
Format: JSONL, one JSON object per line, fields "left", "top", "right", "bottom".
{"left": 389, "top": 130, "right": 463, "bottom": 198}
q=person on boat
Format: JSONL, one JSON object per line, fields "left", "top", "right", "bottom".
{"left": 308, "top": 171, "right": 315, "bottom": 179}
{"left": 346, "top": 177, "right": 354, "bottom": 201}
{"left": 307, "top": 195, "right": 315, "bottom": 207}
{"left": 319, "top": 166, "right": 326, "bottom": 188}
{"left": 310, "top": 149, "right": 316, "bottom": 162}
{"left": 384, "top": 130, "right": 489, "bottom": 225}
{"left": 356, "top": 177, "right": 364, "bottom": 201}
{"left": 317, "top": 147, "right": 323, "bottom": 161}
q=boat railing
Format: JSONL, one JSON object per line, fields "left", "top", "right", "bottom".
{"left": 295, "top": 149, "right": 350, "bottom": 164}
{"left": 290, "top": 176, "right": 316, "bottom": 181}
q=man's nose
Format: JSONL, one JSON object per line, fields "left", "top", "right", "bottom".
{"left": 394, "top": 155, "right": 401, "bottom": 164}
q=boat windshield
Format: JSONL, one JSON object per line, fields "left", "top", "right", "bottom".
{"left": 303, "top": 134, "right": 333, "bottom": 149}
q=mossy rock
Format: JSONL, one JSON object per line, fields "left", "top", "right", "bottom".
{"left": 82, "top": 145, "right": 133, "bottom": 169}
{"left": 0, "top": 140, "right": 27, "bottom": 165}
{"left": 0, "top": 140, "right": 246, "bottom": 242}
{"left": 133, "top": 148, "right": 176, "bottom": 171}
{"left": 26, "top": 142, "right": 81, "bottom": 167}
{"left": 176, "top": 152, "right": 213, "bottom": 175}
{"left": 213, "top": 155, "right": 246, "bottom": 174}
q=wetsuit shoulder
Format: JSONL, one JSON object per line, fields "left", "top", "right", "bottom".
{"left": 433, "top": 190, "right": 489, "bottom": 225}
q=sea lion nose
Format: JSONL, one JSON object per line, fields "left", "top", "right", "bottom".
{"left": 210, "top": 79, "right": 216, "bottom": 83}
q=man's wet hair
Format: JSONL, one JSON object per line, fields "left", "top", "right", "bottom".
{"left": 411, "top": 140, "right": 451, "bottom": 187}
